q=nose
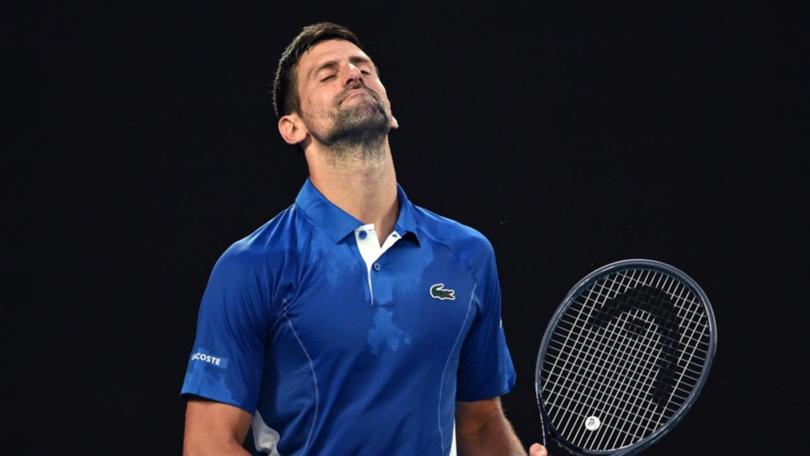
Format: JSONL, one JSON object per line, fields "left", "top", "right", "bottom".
{"left": 343, "top": 62, "right": 364, "bottom": 86}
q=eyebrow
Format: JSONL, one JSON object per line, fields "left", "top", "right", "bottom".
{"left": 310, "top": 55, "right": 376, "bottom": 79}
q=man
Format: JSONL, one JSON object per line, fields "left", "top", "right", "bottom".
{"left": 181, "top": 22, "right": 548, "bottom": 456}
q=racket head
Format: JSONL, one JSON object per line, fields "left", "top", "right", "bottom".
{"left": 535, "top": 259, "right": 717, "bottom": 455}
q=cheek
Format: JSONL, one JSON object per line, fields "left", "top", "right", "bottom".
{"left": 375, "top": 85, "right": 393, "bottom": 107}
{"left": 301, "top": 93, "right": 330, "bottom": 118}
{"left": 368, "top": 83, "right": 390, "bottom": 105}
{"left": 373, "top": 81, "right": 388, "bottom": 96}
{"left": 301, "top": 94, "right": 316, "bottom": 111}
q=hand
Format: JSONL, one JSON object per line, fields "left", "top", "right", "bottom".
{"left": 529, "top": 443, "right": 548, "bottom": 456}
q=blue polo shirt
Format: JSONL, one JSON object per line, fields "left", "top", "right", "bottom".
{"left": 181, "top": 179, "right": 516, "bottom": 455}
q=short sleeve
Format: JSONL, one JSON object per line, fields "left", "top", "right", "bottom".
{"left": 180, "top": 245, "right": 271, "bottom": 413}
{"left": 456, "top": 246, "right": 516, "bottom": 401}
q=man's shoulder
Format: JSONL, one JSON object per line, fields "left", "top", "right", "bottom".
{"left": 216, "top": 203, "right": 305, "bottom": 269}
{"left": 410, "top": 204, "right": 495, "bottom": 260}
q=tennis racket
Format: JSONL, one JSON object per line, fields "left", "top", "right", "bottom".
{"left": 534, "top": 259, "right": 717, "bottom": 455}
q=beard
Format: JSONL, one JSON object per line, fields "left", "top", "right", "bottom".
{"left": 312, "top": 86, "right": 392, "bottom": 156}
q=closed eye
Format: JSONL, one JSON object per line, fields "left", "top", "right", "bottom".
{"left": 320, "top": 75, "right": 336, "bottom": 82}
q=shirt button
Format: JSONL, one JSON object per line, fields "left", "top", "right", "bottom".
{"left": 358, "top": 231, "right": 368, "bottom": 240}
{"left": 373, "top": 263, "right": 381, "bottom": 271}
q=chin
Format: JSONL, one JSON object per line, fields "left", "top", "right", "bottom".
{"left": 326, "top": 117, "right": 390, "bottom": 147}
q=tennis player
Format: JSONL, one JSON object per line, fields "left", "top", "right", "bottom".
{"left": 180, "top": 22, "right": 548, "bottom": 456}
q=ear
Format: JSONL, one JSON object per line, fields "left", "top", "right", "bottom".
{"left": 278, "top": 113, "right": 308, "bottom": 145}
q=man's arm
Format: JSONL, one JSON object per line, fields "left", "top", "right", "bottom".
{"left": 456, "top": 397, "right": 548, "bottom": 456}
{"left": 184, "top": 398, "right": 252, "bottom": 456}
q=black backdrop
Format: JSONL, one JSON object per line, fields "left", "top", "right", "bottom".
{"left": 6, "top": 1, "right": 808, "bottom": 454}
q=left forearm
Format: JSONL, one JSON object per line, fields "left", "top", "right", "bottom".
{"left": 456, "top": 412, "right": 526, "bottom": 456}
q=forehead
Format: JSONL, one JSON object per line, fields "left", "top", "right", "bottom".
{"left": 298, "top": 39, "right": 372, "bottom": 72}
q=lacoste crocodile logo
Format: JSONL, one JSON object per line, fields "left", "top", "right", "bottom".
{"left": 429, "top": 283, "right": 456, "bottom": 301}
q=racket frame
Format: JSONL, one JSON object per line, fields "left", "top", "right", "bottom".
{"left": 534, "top": 258, "right": 718, "bottom": 455}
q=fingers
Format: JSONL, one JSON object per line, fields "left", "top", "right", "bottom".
{"left": 529, "top": 443, "right": 548, "bottom": 456}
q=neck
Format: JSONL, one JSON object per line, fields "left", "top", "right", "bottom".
{"left": 305, "top": 138, "right": 399, "bottom": 245}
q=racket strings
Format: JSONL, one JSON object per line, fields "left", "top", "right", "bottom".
{"left": 545, "top": 338, "right": 692, "bottom": 413}
{"left": 588, "top": 272, "right": 700, "bottom": 443}
{"left": 592, "top": 284, "right": 684, "bottom": 406}
{"left": 553, "top": 311, "right": 710, "bottom": 376}
{"left": 548, "top": 320, "right": 709, "bottom": 381}
{"left": 556, "top": 270, "right": 677, "bottom": 449}
{"left": 569, "top": 287, "right": 709, "bottom": 353}
{"left": 540, "top": 268, "right": 712, "bottom": 451}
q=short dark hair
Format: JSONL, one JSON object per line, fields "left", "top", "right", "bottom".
{"left": 272, "top": 22, "right": 362, "bottom": 118}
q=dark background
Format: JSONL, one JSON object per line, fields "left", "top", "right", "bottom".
{"left": 5, "top": 1, "right": 808, "bottom": 454}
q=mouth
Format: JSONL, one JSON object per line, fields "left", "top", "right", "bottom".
{"left": 340, "top": 88, "right": 376, "bottom": 104}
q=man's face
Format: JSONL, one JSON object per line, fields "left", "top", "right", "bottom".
{"left": 293, "top": 39, "right": 396, "bottom": 148}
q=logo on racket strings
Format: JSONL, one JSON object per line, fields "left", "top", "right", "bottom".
{"left": 429, "top": 283, "right": 456, "bottom": 300}
{"left": 584, "top": 416, "right": 601, "bottom": 431}
{"left": 588, "top": 285, "right": 684, "bottom": 408}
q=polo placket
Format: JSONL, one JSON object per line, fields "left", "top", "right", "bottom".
{"left": 354, "top": 224, "right": 401, "bottom": 306}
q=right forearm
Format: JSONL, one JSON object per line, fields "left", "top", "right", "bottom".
{"left": 183, "top": 399, "right": 253, "bottom": 456}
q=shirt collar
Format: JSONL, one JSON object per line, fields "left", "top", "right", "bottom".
{"left": 295, "top": 179, "right": 421, "bottom": 245}
{"left": 393, "top": 184, "right": 421, "bottom": 245}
